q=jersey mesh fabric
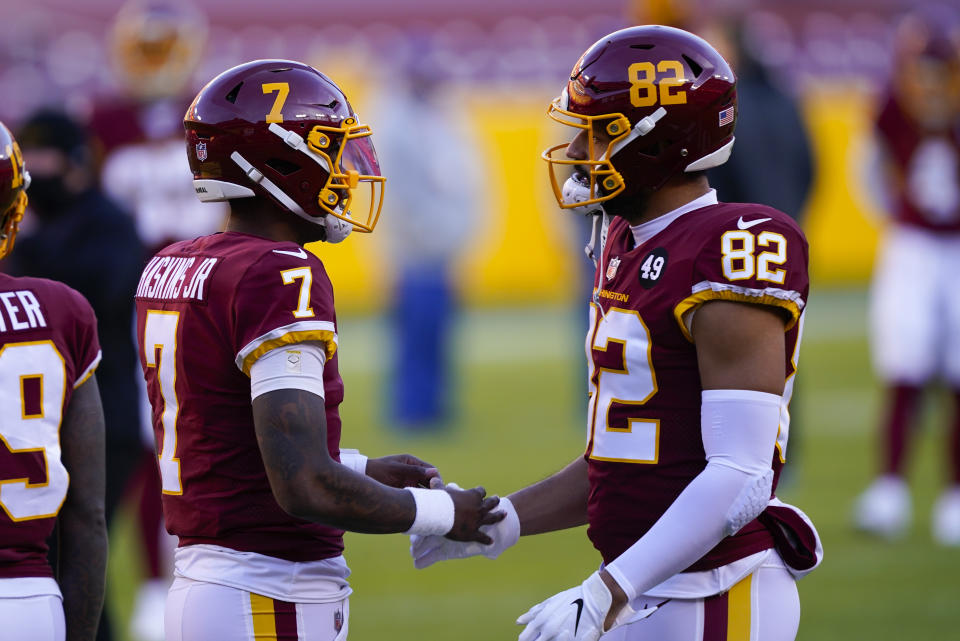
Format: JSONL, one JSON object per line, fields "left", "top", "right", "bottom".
{"left": 585, "top": 202, "right": 808, "bottom": 571}
{"left": 136, "top": 232, "right": 345, "bottom": 562}
{"left": 0, "top": 274, "right": 100, "bottom": 578}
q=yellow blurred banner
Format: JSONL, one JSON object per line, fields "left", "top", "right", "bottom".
{"left": 309, "top": 76, "right": 884, "bottom": 313}
{"left": 801, "top": 84, "right": 884, "bottom": 285}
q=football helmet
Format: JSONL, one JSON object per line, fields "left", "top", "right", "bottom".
{"left": 0, "top": 122, "right": 30, "bottom": 260}
{"left": 543, "top": 25, "right": 737, "bottom": 211}
{"left": 891, "top": 6, "right": 960, "bottom": 131}
{"left": 110, "top": 0, "right": 207, "bottom": 100}
{"left": 184, "top": 59, "right": 385, "bottom": 242}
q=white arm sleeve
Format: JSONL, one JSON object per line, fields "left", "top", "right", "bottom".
{"left": 605, "top": 389, "right": 781, "bottom": 601}
{"left": 250, "top": 345, "right": 370, "bottom": 475}
{"left": 249, "top": 342, "right": 327, "bottom": 401}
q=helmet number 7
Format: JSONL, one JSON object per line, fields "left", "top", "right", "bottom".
{"left": 262, "top": 82, "right": 290, "bottom": 124}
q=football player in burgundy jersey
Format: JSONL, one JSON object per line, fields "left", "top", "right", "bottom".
{"left": 135, "top": 60, "right": 503, "bottom": 641}
{"left": 0, "top": 122, "right": 107, "bottom": 641}
{"left": 91, "top": 5, "right": 218, "bottom": 638}
{"left": 853, "top": 8, "right": 960, "bottom": 545}
{"left": 411, "top": 26, "right": 823, "bottom": 641}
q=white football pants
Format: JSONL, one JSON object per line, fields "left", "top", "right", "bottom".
{"left": 869, "top": 224, "right": 960, "bottom": 386}
{"left": 601, "top": 554, "right": 800, "bottom": 641}
{"left": 0, "top": 595, "right": 65, "bottom": 641}
{"left": 165, "top": 577, "right": 348, "bottom": 641}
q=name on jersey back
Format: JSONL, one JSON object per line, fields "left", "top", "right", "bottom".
{"left": 0, "top": 290, "right": 46, "bottom": 333}
{"left": 136, "top": 255, "right": 219, "bottom": 303}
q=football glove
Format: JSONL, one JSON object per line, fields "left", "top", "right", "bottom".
{"left": 516, "top": 572, "right": 644, "bottom": 641}
{"left": 409, "top": 486, "right": 520, "bottom": 569}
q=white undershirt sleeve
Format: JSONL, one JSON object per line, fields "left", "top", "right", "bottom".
{"left": 249, "top": 341, "right": 327, "bottom": 401}
{"left": 605, "top": 389, "right": 781, "bottom": 601}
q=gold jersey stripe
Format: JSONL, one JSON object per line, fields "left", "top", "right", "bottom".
{"left": 726, "top": 572, "right": 753, "bottom": 641}
{"left": 672, "top": 290, "right": 802, "bottom": 343}
{"left": 240, "top": 329, "right": 337, "bottom": 375}
{"left": 250, "top": 593, "right": 277, "bottom": 640}
{"left": 73, "top": 353, "right": 101, "bottom": 389}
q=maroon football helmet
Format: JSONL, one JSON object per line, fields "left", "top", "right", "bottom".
{"left": 891, "top": 6, "right": 960, "bottom": 131}
{"left": 110, "top": 0, "right": 207, "bottom": 100}
{"left": 184, "top": 59, "right": 385, "bottom": 242}
{"left": 0, "top": 122, "right": 29, "bottom": 260}
{"left": 543, "top": 25, "right": 737, "bottom": 210}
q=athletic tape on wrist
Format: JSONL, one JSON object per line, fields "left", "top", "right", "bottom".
{"left": 404, "top": 487, "right": 455, "bottom": 536}
{"left": 339, "top": 448, "right": 368, "bottom": 475}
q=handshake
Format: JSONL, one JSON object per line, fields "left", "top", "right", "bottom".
{"left": 409, "top": 478, "right": 521, "bottom": 569}
{"left": 359, "top": 453, "right": 520, "bottom": 565}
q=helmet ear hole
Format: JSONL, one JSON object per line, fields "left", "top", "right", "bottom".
{"left": 637, "top": 141, "right": 660, "bottom": 158}
{"left": 264, "top": 158, "right": 300, "bottom": 176}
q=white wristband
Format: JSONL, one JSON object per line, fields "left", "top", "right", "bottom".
{"left": 339, "top": 448, "right": 368, "bottom": 475}
{"left": 404, "top": 487, "right": 455, "bottom": 536}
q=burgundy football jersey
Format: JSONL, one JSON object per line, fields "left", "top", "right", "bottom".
{"left": 585, "top": 202, "right": 809, "bottom": 570}
{"left": 875, "top": 92, "right": 960, "bottom": 232}
{"left": 135, "top": 232, "right": 345, "bottom": 562}
{"left": 0, "top": 274, "right": 101, "bottom": 578}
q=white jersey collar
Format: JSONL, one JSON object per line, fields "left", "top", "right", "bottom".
{"left": 630, "top": 189, "right": 718, "bottom": 248}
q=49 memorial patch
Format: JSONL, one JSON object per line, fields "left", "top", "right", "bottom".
{"left": 638, "top": 247, "right": 668, "bottom": 289}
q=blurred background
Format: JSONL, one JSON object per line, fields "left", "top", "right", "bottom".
{"left": 1, "top": 0, "right": 958, "bottom": 639}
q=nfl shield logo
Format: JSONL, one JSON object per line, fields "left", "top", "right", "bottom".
{"left": 195, "top": 142, "right": 208, "bottom": 161}
{"left": 605, "top": 256, "right": 621, "bottom": 280}
{"left": 334, "top": 609, "right": 343, "bottom": 632}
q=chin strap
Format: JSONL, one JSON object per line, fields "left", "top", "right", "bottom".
{"left": 587, "top": 210, "right": 610, "bottom": 318}
{"left": 230, "top": 151, "right": 352, "bottom": 243}
{"left": 585, "top": 212, "right": 602, "bottom": 267}
{"left": 608, "top": 107, "right": 667, "bottom": 158}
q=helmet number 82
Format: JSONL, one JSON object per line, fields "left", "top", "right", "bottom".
{"left": 629, "top": 60, "right": 688, "bottom": 108}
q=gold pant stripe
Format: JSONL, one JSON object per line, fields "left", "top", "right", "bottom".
{"left": 726, "top": 573, "right": 753, "bottom": 641}
{"left": 250, "top": 593, "right": 277, "bottom": 640}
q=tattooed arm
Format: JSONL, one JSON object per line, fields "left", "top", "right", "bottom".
{"left": 58, "top": 375, "right": 107, "bottom": 641}
{"left": 252, "top": 388, "right": 502, "bottom": 540}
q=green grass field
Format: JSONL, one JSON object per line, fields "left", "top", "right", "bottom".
{"left": 108, "top": 288, "right": 960, "bottom": 640}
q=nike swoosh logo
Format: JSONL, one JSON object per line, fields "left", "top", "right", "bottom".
{"left": 737, "top": 216, "right": 772, "bottom": 230}
{"left": 273, "top": 248, "right": 308, "bottom": 259}
{"left": 572, "top": 598, "right": 584, "bottom": 634}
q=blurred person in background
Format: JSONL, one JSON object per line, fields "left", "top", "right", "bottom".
{"left": 853, "top": 7, "right": 960, "bottom": 546}
{"left": 698, "top": 14, "right": 814, "bottom": 488}
{"left": 87, "top": 2, "right": 224, "bottom": 637}
{"left": 630, "top": 0, "right": 814, "bottom": 222}
{"left": 4, "top": 110, "right": 145, "bottom": 641}
{"left": 412, "top": 26, "right": 822, "bottom": 641}
{"left": 93, "top": 0, "right": 224, "bottom": 251}
{"left": 374, "top": 44, "right": 481, "bottom": 431}
{"left": 701, "top": 17, "right": 813, "bottom": 222}
{"left": 0, "top": 121, "right": 107, "bottom": 641}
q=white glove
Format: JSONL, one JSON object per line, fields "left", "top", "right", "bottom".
{"left": 516, "top": 572, "right": 644, "bottom": 641}
{"left": 409, "top": 489, "right": 520, "bottom": 569}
